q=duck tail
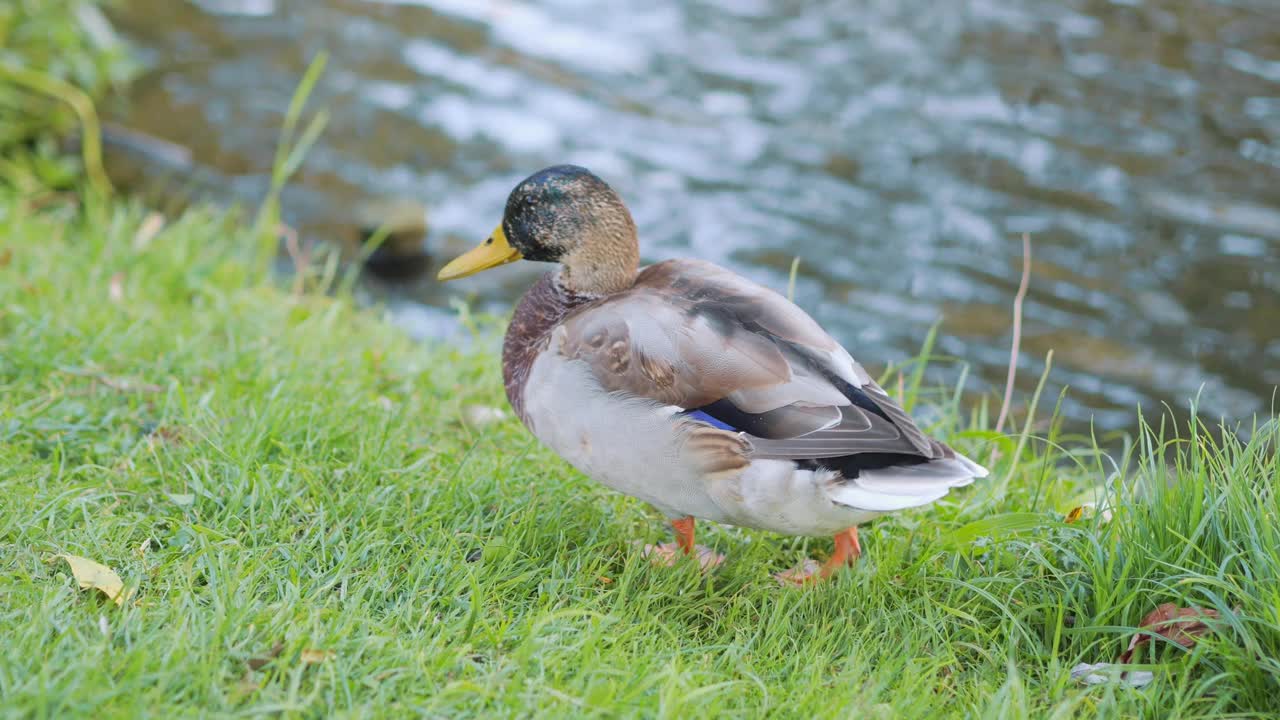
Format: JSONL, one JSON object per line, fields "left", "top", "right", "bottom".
{"left": 825, "top": 451, "right": 987, "bottom": 512}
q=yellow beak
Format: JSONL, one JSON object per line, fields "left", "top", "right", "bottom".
{"left": 436, "top": 224, "right": 523, "bottom": 281}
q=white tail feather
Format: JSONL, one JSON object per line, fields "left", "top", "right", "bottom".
{"left": 825, "top": 452, "right": 988, "bottom": 512}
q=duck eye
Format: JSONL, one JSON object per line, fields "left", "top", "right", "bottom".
{"left": 485, "top": 237, "right": 493, "bottom": 245}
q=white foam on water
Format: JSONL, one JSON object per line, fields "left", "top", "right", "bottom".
{"left": 370, "top": 0, "right": 649, "bottom": 74}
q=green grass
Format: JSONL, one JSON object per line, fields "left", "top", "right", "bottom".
{"left": 0, "top": 0, "right": 134, "bottom": 193}
{"left": 1, "top": 189, "right": 1278, "bottom": 719}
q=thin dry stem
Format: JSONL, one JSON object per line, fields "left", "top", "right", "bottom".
{"left": 995, "top": 232, "right": 1032, "bottom": 435}
{"left": 279, "top": 223, "right": 310, "bottom": 295}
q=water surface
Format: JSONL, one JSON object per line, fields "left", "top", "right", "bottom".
{"left": 105, "top": 0, "right": 1280, "bottom": 433}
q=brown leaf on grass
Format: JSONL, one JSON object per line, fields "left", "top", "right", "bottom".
{"left": 247, "top": 641, "right": 285, "bottom": 670}
{"left": 109, "top": 272, "right": 125, "bottom": 303}
{"left": 146, "top": 425, "right": 189, "bottom": 446}
{"left": 58, "top": 554, "right": 129, "bottom": 606}
{"left": 235, "top": 671, "right": 260, "bottom": 696}
{"left": 134, "top": 538, "right": 161, "bottom": 557}
{"left": 133, "top": 212, "right": 165, "bottom": 250}
{"left": 301, "top": 649, "right": 333, "bottom": 664}
{"left": 1064, "top": 489, "right": 1113, "bottom": 525}
{"left": 1064, "top": 503, "right": 1112, "bottom": 524}
{"left": 1118, "top": 602, "right": 1221, "bottom": 663}
{"left": 0, "top": 248, "right": 11, "bottom": 267}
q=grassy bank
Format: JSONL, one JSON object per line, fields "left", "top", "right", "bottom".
{"left": 2, "top": 191, "right": 1279, "bottom": 718}
{"left": 3, "top": 4, "right": 1280, "bottom": 718}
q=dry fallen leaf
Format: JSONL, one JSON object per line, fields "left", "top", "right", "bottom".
{"left": 58, "top": 554, "right": 128, "bottom": 606}
{"left": 301, "top": 649, "right": 333, "bottom": 664}
{"left": 1070, "top": 662, "right": 1154, "bottom": 688}
{"left": 133, "top": 212, "right": 165, "bottom": 250}
{"left": 1119, "top": 602, "right": 1221, "bottom": 664}
{"left": 1064, "top": 494, "right": 1113, "bottom": 524}
{"left": 247, "top": 641, "right": 285, "bottom": 671}
{"left": 235, "top": 670, "right": 261, "bottom": 696}
{"left": 0, "top": 248, "right": 12, "bottom": 267}
{"left": 134, "top": 538, "right": 160, "bottom": 558}
{"left": 1069, "top": 602, "right": 1222, "bottom": 686}
{"left": 108, "top": 272, "right": 125, "bottom": 303}
{"left": 146, "top": 425, "right": 189, "bottom": 446}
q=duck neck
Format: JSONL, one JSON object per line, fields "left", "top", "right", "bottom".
{"left": 557, "top": 212, "right": 640, "bottom": 296}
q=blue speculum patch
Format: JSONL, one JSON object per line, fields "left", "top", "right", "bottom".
{"left": 681, "top": 409, "right": 738, "bottom": 432}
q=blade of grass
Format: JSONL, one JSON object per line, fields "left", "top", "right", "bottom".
{"left": 0, "top": 61, "right": 112, "bottom": 196}
{"left": 252, "top": 52, "right": 329, "bottom": 267}
{"left": 998, "top": 350, "right": 1054, "bottom": 496}
{"left": 786, "top": 256, "right": 800, "bottom": 302}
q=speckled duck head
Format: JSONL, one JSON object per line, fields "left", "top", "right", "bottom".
{"left": 437, "top": 165, "right": 641, "bottom": 296}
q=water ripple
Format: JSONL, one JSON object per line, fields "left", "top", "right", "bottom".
{"left": 105, "top": 0, "right": 1280, "bottom": 432}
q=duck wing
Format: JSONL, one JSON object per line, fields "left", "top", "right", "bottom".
{"left": 558, "top": 259, "right": 968, "bottom": 470}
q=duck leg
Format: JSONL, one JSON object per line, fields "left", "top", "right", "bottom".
{"left": 775, "top": 527, "right": 862, "bottom": 585}
{"left": 643, "top": 516, "right": 725, "bottom": 571}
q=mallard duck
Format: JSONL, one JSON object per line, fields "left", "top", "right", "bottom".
{"left": 438, "top": 165, "right": 987, "bottom": 583}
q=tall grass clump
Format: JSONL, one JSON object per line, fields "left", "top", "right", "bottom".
{"left": 0, "top": 1, "right": 133, "bottom": 193}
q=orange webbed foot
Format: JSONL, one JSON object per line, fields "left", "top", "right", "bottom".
{"left": 774, "top": 527, "right": 862, "bottom": 586}
{"left": 641, "top": 516, "right": 725, "bottom": 572}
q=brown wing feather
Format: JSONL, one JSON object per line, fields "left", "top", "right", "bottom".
{"left": 558, "top": 291, "right": 793, "bottom": 409}
{"left": 557, "top": 259, "right": 941, "bottom": 460}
